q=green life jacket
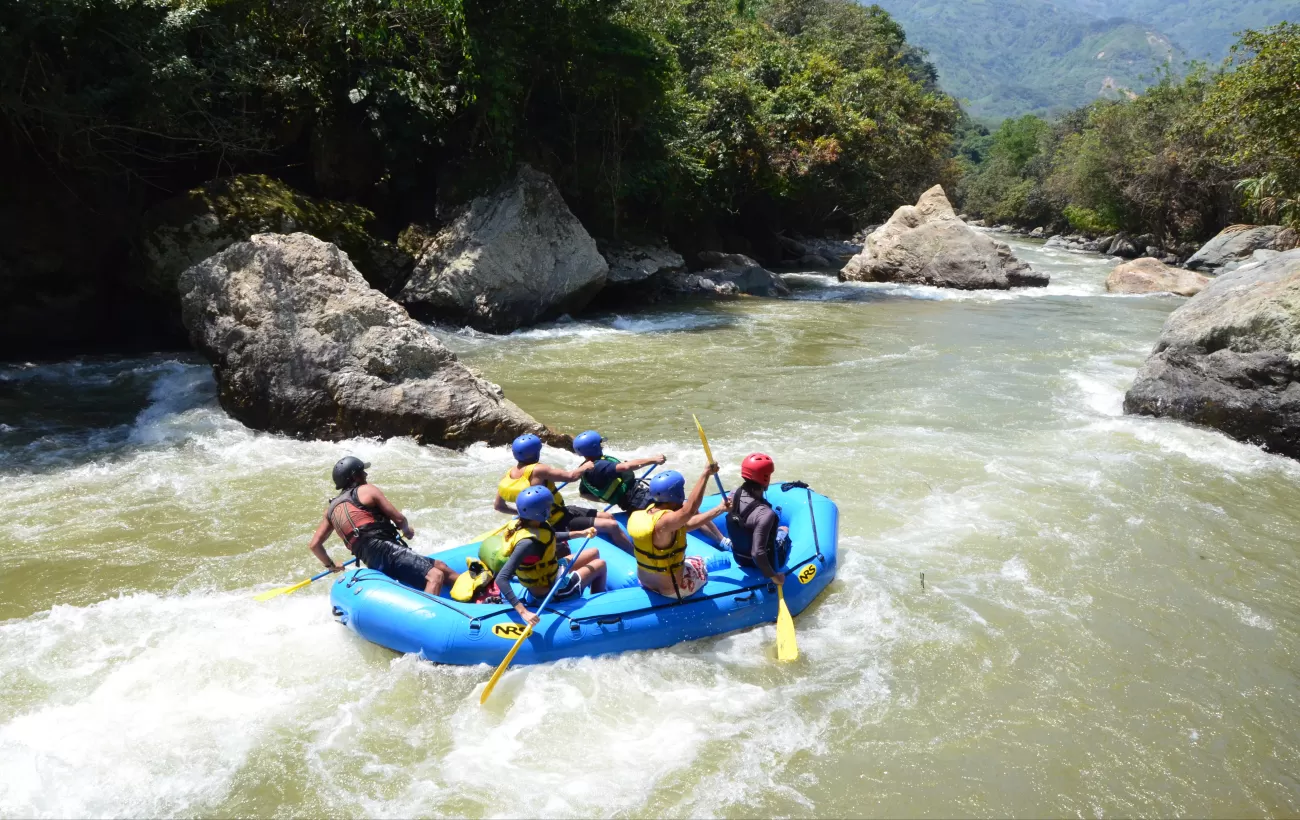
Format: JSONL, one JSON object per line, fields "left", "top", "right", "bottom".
{"left": 580, "top": 455, "right": 636, "bottom": 505}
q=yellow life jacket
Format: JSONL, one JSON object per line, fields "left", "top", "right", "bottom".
{"left": 506, "top": 521, "right": 559, "bottom": 589}
{"left": 450, "top": 557, "right": 494, "bottom": 603}
{"left": 497, "top": 464, "right": 565, "bottom": 525}
{"left": 626, "top": 505, "right": 687, "bottom": 575}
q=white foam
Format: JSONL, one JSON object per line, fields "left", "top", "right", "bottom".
{"left": 0, "top": 591, "right": 363, "bottom": 818}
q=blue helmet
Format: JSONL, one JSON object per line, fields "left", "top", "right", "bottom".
{"left": 511, "top": 433, "right": 543, "bottom": 464}
{"left": 573, "top": 430, "right": 604, "bottom": 460}
{"left": 516, "top": 485, "right": 554, "bottom": 522}
{"left": 648, "top": 470, "right": 686, "bottom": 505}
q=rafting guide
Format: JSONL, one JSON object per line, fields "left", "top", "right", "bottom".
{"left": 304, "top": 457, "right": 462, "bottom": 596}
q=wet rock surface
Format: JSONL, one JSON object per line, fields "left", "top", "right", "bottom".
{"left": 180, "top": 233, "right": 564, "bottom": 448}
{"left": 1125, "top": 249, "right": 1300, "bottom": 459}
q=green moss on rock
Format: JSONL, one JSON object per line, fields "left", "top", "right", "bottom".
{"left": 139, "top": 175, "right": 411, "bottom": 298}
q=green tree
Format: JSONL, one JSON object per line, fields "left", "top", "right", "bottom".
{"left": 1203, "top": 23, "right": 1300, "bottom": 226}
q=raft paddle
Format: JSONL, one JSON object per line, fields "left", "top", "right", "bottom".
{"left": 478, "top": 465, "right": 654, "bottom": 704}
{"left": 691, "top": 414, "right": 729, "bottom": 499}
{"left": 255, "top": 558, "right": 358, "bottom": 602}
{"left": 775, "top": 583, "right": 798, "bottom": 661}
{"left": 693, "top": 414, "right": 798, "bottom": 661}
{"left": 479, "top": 530, "right": 594, "bottom": 705}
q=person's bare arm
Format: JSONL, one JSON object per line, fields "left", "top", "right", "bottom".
{"left": 614, "top": 454, "right": 666, "bottom": 472}
{"left": 358, "top": 484, "right": 414, "bottom": 537}
{"left": 556, "top": 527, "right": 598, "bottom": 543}
{"left": 534, "top": 461, "right": 590, "bottom": 484}
{"left": 686, "top": 502, "right": 728, "bottom": 531}
{"left": 307, "top": 518, "right": 344, "bottom": 570}
{"left": 655, "top": 464, "right": 717, "bottom": 533}
{"left": 494, "top": 493, "right": 516, "bottom": 515}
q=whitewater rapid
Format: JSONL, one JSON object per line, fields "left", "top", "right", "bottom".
{"left": 2, "top": 237, "right": 1298, "bottom": 817}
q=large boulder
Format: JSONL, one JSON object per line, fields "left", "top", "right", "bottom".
{"left": 141, "top": 175, "right": 411, "bottom": 298}
{"left": 597, "top": 239, "right": 685, "bottom": 285}
{"left": 179, "top": 233, "right": 562, "bottom": 448}
{"left": 1184, "top": 225, "right": 1297, "bottom": 274}
{"left": 840, "top": 186, "right": 1047, "bottom": 289}
{"left": 1124, "top": 249, "right": 1300, "bottom": 458}
{"left": 1105, "top": 258, "right": 1210, "bottom": 296}
{"left": 399, "top": 165, "right": 607, "bottom": 332}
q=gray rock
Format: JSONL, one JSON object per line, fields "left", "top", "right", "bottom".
{"left": 1107, "top": 233, "right": 1140, "bottom": 258}
{"left": 840, "top": 185, "right": 1046, "bottom": 289}
{"left": 694, "top": 251, "right": 791, "bottom": 296}
{"left": 1124, "top": 249, "right": 1300, "bottom": 458}
{"left": 179, "top": 233, "right": 562, "bottom": 448}
{"left": 399, "top": 165, "right": 607, "bottom": 332}
{"left": 663, "top": 273, "right": 739, "bottom": 297}
{"left": 967, "top": 219, "right": 986, "bottom": 228}
{"left": 598, "top": 239, "right": 684, "bottom": 285}
{"left": 1105, "top": 257, "right": 1210, "bottom": 296}
{"left": 1029, "top": 227, "right": 1045, "bottom": 238}
{"left": 1185, "top": 225, "right": 1286, "bottom": 274}
{"left": 797, "top": 253, "right": 833, "bottom": 268}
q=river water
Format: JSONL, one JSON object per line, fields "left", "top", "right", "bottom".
{"left": 2, "top": 237, "right": 1298, "bottom": 817}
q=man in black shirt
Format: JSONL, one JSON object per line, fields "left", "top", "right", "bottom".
{"left": 726, "top": 453, "right": 789, "bottom": 583}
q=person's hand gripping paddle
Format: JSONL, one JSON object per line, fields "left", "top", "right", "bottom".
{"left": 692, "top": 415, "right": 797, "bottom": 661}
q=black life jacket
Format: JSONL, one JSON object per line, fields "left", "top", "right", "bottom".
{"left": 726, "top": 484, "right": 778, "bottom": 563}
{"left": 325, "top": 486, "right": 398, "bottom": 547}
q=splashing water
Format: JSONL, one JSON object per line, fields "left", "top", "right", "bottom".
{"left": 2, "top": 237, "right": 1298, "bottom": 817}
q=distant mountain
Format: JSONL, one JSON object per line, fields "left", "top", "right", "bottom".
{"left": 1057, "top": 0, "right": 1295, "bottom": 61}
{"left": 873, "top": 0, "right": 1185, "bottom": 121}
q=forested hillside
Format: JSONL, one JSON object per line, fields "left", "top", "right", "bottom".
{"left": 0, "top": 0, "right": 958, "bottom": 355}
{"left": 871, "top": 0, "right": 1183, "bottom": 120}
{"left": 1058, "top": 0, "right": 1295, "bottom": 60}
{"left": 955, "top": 23, "right": 1300, "bottom": 241}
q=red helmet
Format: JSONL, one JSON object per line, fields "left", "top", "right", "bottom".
{"left": 740, "top": 453, "right": 775, "bottom": 486}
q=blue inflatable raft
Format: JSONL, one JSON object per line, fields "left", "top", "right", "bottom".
{"left": 329, "top": 484, "right": 838, "bottom": 665}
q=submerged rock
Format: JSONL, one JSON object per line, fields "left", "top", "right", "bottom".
{"left": 1124, "top": 249, "right": 1300, "bottom": 458}
{"left": 1105, "top": 258, "right": 1210, "bottom": 296}
{"left": 692, "top": 252, "right": 791, "bottom": 296}
{"left": 840, "top": 186, "right": 1047, "bottom": 289}
{"left": 1185, "top": 225, "right": 1296, "bottom": 274}
{"left": 179, "top": 233, "right": 562, "bottom": 448}
{"left": 141, "top": 175, "right": 411, "bottom": 298}
{"left": 399, "top": 165, "right": 607, "bottom": 332}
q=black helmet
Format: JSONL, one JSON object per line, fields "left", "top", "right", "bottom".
{"left": 332, "top": 456, "right": 370, "bottom": 489}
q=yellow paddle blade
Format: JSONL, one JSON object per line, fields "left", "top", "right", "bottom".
{"left": 469, "top": 522, "right": 509, "bottom": 544}
{"left": 480, "top": 623, "right": 533, "bottom": 704}
{"left": 776, "top": 585, "right": 799, "bottom": 662}
{"left": 254, "top": 577, "right": 313, "bottom": 602}
{"left": 692, "top": 414, "right": 716, "bottom": 465}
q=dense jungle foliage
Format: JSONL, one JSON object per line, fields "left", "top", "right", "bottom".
{"left": 955, "top": 23, "right": 1300, "bottom": 244}
{"left": 0, "top": 0, "right": 958, "bottom": 352}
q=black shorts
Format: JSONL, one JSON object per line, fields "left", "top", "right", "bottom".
{"left": 620, "top": 481, "right": 652, "bottom": 512}
{"left": 353, "top": 537, "right": 435, "bottom": 590}
{"left": 556, "top": 504, "right": 599, "bottom": 531}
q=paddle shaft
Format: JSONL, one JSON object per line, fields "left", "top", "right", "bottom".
{"left": 692, "top": 415, "right": 729, "bottom": 498}
{"left": 480, "top": 464, "right": 657, "bottom": 703}
{"left": 313, "top": 556, "right": 358, "bottom": 583}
